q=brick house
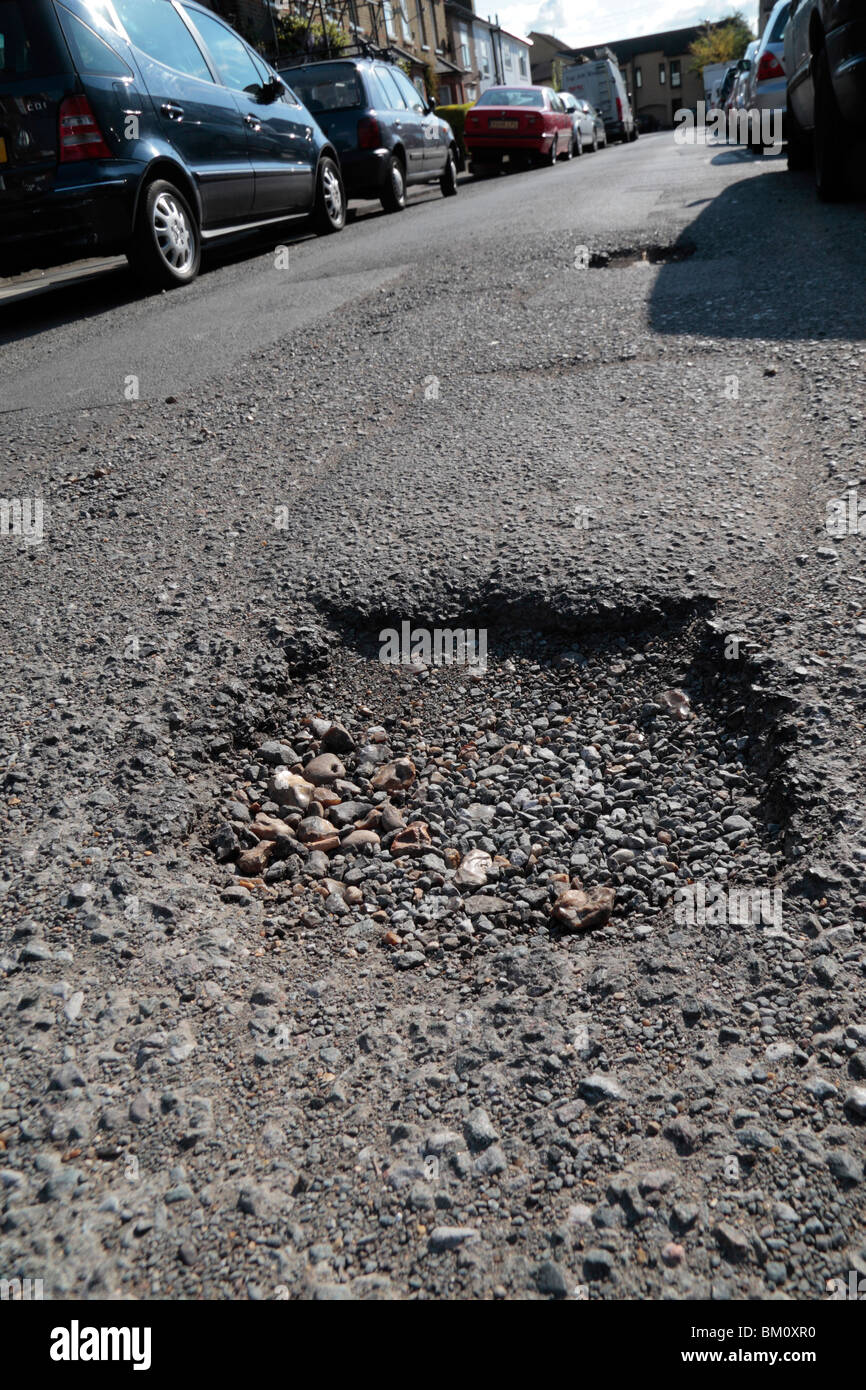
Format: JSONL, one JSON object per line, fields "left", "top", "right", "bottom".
{"left": 530, "top": 23, "right": 719, "bottom": 128}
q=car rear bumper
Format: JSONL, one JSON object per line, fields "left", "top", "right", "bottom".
{"left": 828, "top": 19, "right": 866, "bottom": 125}
{"left": 466, "top": 132, "right": 553, "bottom": 156}
{"left": 604, "top": 120, "right": 628, "bottom": 140}
{"left": 752, "top": 78, "right": 787, "bottom": 112}
{"left": 337, "top": 146, "right": 391, "bottom": 198}
{"left": 0, "top": 163, "right": 138, "bottom": 274}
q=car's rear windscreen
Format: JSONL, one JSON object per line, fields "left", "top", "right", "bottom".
{"left": 280, "top": 63, "right": 364, "bottom": 112}
{"left": 769, "top": 3, "right": 790, "bottom": 42}
{"left": 477, "top": 88, "right": 544, "bottom": 108}
{"left": 0, "top": 1, "right": 67, "bottom": 79}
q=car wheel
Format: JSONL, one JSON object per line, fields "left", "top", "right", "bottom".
{"left": 440, "top": 148, "right": 458, "bottom": 197}
{"left": 128, "top": 178, "right": 200, "bottom": 290}
{"left": 814, "top": 48, "right": 850, "bottom": 200}
{"left": 591, "top": 130, "right": 598, "bottom": 152}
{"left": 313, "top": 156, "right": 346, "bottom": 234}
{"left": 381, "top": 153, "right": 407, "bottom": 212}
{"left": 563, "top": 133, "right": 573, "bottom": 160}
{"left": 547, "top": 136, "right": 558, "bottom": 165}
{"left": 785, "top": 98, "right": 811, "bottom": 171}
{"left": 574, "top": 130, "right": 583, "bottom": 156}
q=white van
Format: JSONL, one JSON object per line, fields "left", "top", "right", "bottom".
{"left": 561, "top": 59, "right": 636, "bottom": 142}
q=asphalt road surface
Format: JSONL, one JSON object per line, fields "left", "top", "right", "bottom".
{"left": 1, "top": 132, "right": 865, "bottom": 1305}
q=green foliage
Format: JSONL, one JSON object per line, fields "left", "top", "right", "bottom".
{"left": 424, "top": 62, "right": 439, "bottom": 103}
{"left": 435, "top": 102, "right": 473, "bottom": 160}
{"left": 688, "top": 11, "right": 755, "bottom": 72}
{"left": 276, "top": 12, "right": 348, "bottom": 61}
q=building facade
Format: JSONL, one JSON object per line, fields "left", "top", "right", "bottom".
{"left": 200, "top": 0, "right": 530, "bottom": 103}
{"left": 530, "top": 23, "right": 715, "bottom": 128}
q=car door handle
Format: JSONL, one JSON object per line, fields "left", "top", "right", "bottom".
{"left": 160, "top": 102, "right": 184, "bottom": 122}
{"left": 244, "top": 113, "right": 262, "bottom": 132}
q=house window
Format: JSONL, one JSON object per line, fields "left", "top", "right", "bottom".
{"left": 518, "top": 51, "right": 527, "bottom": 77}
{"left": 398, "top": 0, "right": 412, "bottom": 44}
{"left": 659, "top": 62, "right": 666, "bottom": 84}
{"left": 635, "top": 65, "right": 642, "bottom": 88}
{"left": 417, "top": 1, "right": 428, "bottom": 47}
{"left": 670, "top": 59, "right": 681, "bottom": 88}
{"left": 382, "top": 1, "right": 396, "bottom": 39}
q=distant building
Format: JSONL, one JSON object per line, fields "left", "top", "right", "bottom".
{"left": 530, "top": 22, "right": 720, "bottom": 128}
{"left": 440, "top": 2, "right": 532, "bottom": 104}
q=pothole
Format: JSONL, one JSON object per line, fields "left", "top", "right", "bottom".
{"left": 589, "top": 240, "right": 697, "bottom": 268}
{"left": 201, "top": 619, "right": 788, "bottom": 968}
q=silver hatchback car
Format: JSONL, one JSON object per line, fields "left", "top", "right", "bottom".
{"left": 559, "top": 91, "right": 602, "bottom": 154}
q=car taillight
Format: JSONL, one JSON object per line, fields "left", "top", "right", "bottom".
{"left": 357, "top": 115, "right": 381, "bottom": 150}
{"left": 526, "top": 114, "right": 540, "bottom": 126}
{"left": 757, "top": 51, "right": 784, "bottom": 81}
{"left": 616, "top": 97, "right": 623, "bottom": 119}
{"left": 466, "top": 112, "right": 480, "bottom": 125}
{"left": 59, "top": 94, "right": 112, "bottom": 161}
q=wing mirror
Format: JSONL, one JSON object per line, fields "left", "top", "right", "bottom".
{"left": 262, "top": 75, "right": 285, "bottom": 103}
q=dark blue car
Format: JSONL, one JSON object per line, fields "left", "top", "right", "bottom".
{"left": 278, "top": 57, "right": 458, "bottom": 213}
{"left": 0, "top": 0, "right": 346, "bottom": 288}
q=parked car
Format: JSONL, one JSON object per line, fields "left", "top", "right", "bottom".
{"left": 785, "top": 0, "right": 866, "bottom": 198}
{"left": 0, "top": 0, "right": 345, "bottom": 288}
{"left": 558, "top": 91, "right": 600, "bottom": 154}
{"left": 278, "top": 56, "right": 458, "bottom": 213}
{"left": 717, "top": 64, "right": 740, "bottom": 114}
{"left": 742, "top": 1, "right": 790, "bottom": 151}
{"left": 561, "top": 56, "right": 636, "bottom": 142}
{"left": 589, "top": 104, "right": 608, "bottom": 147}
{"left": 464, "top": 85, "right": 573, "bottom": 172}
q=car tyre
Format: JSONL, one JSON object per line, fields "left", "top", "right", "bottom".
{"left": 381, "top": 153, "right": 407, "bottom": 211}
{"left": 313, "top": 156, "right": 346, "bottom": 234}
{"left": 128, "top": 178, "right": 200, "bottom": 290}
{"left": 573, "top": 130, "right": 583, "bottom": 156}
{"left": 547, "top": 135, "right": 558, "bottom": 165}
{"left": 785, "top": 98, "right": 811, "bottom": 171}
{"left": 440, "top": 148, "right": 458, "bottom": 196}
{"left": 591, "top": 129, "right": 598, "bottom": 152}
{"left": 814, "top": 48, "right": 850, "bottom": 200}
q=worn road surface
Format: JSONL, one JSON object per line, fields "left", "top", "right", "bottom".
{"left": 1, "top": 133, "right": 865, "bottom": 1302}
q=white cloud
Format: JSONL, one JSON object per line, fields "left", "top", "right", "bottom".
{"left": 491, "top": 1, "right": 758, "bottom": 49}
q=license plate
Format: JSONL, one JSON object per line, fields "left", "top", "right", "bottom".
{"left": 0, "top": 138, "right": 7, "bottom": 164}
{"left": 489, "top": 119, "right": 518, "bottom": 129}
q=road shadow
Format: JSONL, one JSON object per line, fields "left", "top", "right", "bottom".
{"left": 649, "top": 164, "right": 866, "bottom": 341}
{"left": 0, "top": 218, "right": 323, "bottom": 348}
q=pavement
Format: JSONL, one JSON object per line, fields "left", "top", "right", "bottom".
{"left": 1, "top": 132, "right": 865, "bottom": 1302}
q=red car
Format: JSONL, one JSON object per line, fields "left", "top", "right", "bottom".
{"left": 464, "top": 86, "right": 574, "bottom": 172}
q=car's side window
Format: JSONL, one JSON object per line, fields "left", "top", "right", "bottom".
{"left": 394, "top": 69, "right": 425, "bottom": 113}
{"left": 55, "top": 5, "right": 132, "bottom": 79}
{"left": 112, "top": 0, "right": 213, "bottom": 82}
{"left": 375, "top": 65, "right": 407, "bottom": 109}
{"left": 185, "top": 9, "right": 264, "bottom": 96}
{"left": 364, "top": 68, "right": 391, "bottom": 109}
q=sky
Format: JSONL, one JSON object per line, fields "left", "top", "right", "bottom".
{"left": 486, "top": 1, "right": 759, "bottom": 47}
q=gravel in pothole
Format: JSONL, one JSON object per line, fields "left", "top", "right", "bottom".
{"left": 205, "top": 628, "right": 786, "bottom": 967}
